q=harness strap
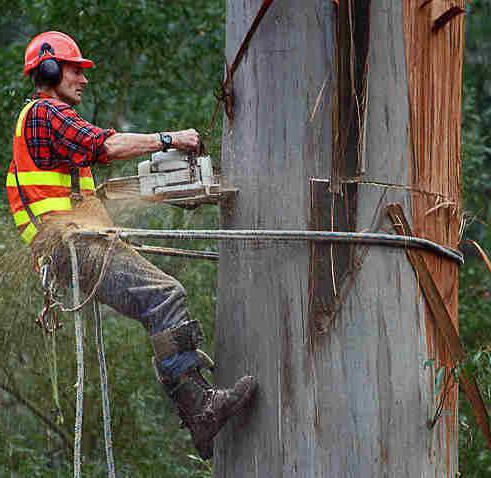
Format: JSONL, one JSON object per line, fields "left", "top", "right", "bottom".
{"left": 13, "top": 161, "right": 41, "bottom": 228}
{"left": 11, "top": 100, "right": 41, "bottom": 229}
{"left": 70, "top": 168, "right": 83, "bottom": 200}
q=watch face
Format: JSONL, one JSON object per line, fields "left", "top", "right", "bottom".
{"left": 163, "top": 134, "right": 173, "bottom": 148}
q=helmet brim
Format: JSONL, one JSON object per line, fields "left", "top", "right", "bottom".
{"left": 23, "top": 57, "right": 95, "bottom": 76}
{"left": 60, "top": 57, "right": 95, "bottom": 69}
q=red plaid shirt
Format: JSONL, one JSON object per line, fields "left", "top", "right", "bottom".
{"left": 24, "top": 92, "right": 116, "bottom": 169}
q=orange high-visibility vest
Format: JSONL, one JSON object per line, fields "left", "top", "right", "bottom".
{"left": 6, "top": 99, "right": 96, "bottom": 245}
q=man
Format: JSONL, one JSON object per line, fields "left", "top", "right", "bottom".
{"left": 6, "top": 31, "right": 257, "bottom": 460}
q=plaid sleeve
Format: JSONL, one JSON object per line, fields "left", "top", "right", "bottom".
{"left": 25, "top": 99, "right": 116, "bottom": 169}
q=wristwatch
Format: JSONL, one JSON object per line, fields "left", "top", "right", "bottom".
{"left": 159, "top": 132, "right": 173, "bottom": 151}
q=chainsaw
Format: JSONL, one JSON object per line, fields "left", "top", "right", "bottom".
{"left": 97, "top": 150, "right": 236, "bottom": 208}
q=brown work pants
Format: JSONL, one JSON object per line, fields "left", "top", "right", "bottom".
{"left": 30, "top": 199, "right": 200, "bottom": 380}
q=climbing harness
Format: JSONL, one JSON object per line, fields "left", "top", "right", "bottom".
{"left": 51, "top": 233, "right": 118, "bottom": 315}
{"left": 35, "top": 232, "right": 117, "bottom": 333}
{"left": 35, "top": 231, "right": 116, "bottom": 335}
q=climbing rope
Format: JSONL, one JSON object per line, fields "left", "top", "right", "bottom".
{"left": 42, "top": 326, "right": 63, "bottom": 424}
{"left": 68, "top": 240, "right": 84, "bottom": 478}
{"left": 66, "top": 237, "right": 120, "bottom": 478}
{"left": 93, "top": 300, "right": 116, "bottom": 478}
{"left": 78, "top": 228, "right": 464, "bottom": 265}
{"left": 53, "top": 234, "right": 119, "bottom": 314}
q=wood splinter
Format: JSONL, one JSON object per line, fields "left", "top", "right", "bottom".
{"left": 424, "top": 0, "right": 466, "bottom": 31}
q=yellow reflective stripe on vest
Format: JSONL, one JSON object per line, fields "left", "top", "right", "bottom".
{"left": 6, "top": 172, "right": 95, "bottom": 191}
{"left": 20, "top": 222, "right": 38, "bottom": 245}
{"left": 15, "top": 100, "right": 39, "bottom": 137}
{"left": 13, "top": 197, "right": 72, "bottom": 227}
{"left": 79, "top": 176, "right": 95, "bottom": 190}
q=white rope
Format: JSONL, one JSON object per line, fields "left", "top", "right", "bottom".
{"left": 68, "top": 240, "right": 84, "bottom": 478}
{"left": 93, "top": 300, "right": 116, "bottom": 478}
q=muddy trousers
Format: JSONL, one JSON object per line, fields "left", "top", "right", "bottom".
{"left": 41, "top": 235, "right": 201, "bottom": 381}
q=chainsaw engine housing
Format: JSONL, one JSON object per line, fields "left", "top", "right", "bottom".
{"left": 97, "top": 149, "right": 236, "bottom": 208}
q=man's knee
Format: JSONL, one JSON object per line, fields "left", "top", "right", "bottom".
{"left": 161, "top": 274, "right": 186, "bottom": 300}
{"left": 165, "top": 280, "right": 187, "bottom": 312}
{"left": 143, "top": 277, "right": 189, "bottom": 333}
{"left": 172, "top": 280, "right": 187, "bottom": 299}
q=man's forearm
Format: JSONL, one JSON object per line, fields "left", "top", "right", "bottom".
{"left": 104, "top": 132, "right": 162, "bottom": 161}
{"left": 104, "top": 128, "right": 201, "bottom": 161}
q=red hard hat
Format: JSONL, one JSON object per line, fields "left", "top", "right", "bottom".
{"left": 24, "top": 31, "right": 94, "bottom": 76}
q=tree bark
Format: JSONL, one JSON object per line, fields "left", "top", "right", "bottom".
{"left": 216, "top": 1, "right": 463, "bottom": 476}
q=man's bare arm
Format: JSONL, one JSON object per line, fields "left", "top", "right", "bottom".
{"left": 104, "top": 129, "right": 200, "bottom": 161}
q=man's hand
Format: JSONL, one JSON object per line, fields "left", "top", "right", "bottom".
{"left": 170, "top": 129, "right": 201, "bottom": 153}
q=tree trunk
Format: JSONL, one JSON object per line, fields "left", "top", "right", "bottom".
{"left": 216, "top": 1, "right": 463, "bottom": 476}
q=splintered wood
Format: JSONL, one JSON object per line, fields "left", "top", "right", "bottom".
{"left": 429, "top": 0, "right": 466, "bottom": 31}
{"left": 404, "top": 0, "right": 465, "bottom": 472}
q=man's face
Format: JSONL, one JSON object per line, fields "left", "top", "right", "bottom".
{"left": 54, "top": 63, "right": 89, "bottom": 106}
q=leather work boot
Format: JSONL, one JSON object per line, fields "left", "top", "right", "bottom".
{"left": 166, "top": 369, "right": 257, "bottom": 459}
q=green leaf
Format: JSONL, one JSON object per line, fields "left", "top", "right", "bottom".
{"left": 435, "top": 366, "right": 446, "bottom": 395}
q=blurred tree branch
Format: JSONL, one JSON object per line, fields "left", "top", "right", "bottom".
{"left": 0, "top": 368, "right": 74, "bottom": 455}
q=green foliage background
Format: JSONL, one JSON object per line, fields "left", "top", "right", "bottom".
{"left": 0, "top": 1, "right": 490, "bottom": 476}
{"left": 459, "top": 1, "right": 491, "bottom": 475}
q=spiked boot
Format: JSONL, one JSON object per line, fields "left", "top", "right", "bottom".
{"left": 160, "top": 368, "right": 257, "bottom": 459}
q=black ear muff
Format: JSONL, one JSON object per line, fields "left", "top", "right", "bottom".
{"left": 37, "top": 42, "right": 61, "bottom": 86}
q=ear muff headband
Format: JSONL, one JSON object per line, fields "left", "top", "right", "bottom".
{"left": 37, "top": 42, "right": 61, "bottom": 86}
